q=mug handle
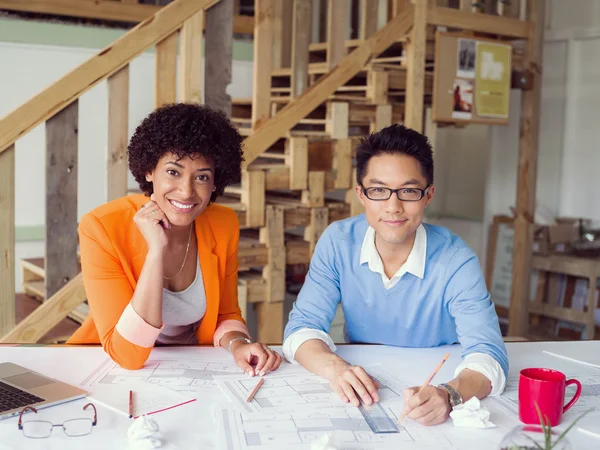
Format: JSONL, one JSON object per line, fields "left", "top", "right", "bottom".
{"left": 563, "top": 379, "right": 582, "bottom": 413}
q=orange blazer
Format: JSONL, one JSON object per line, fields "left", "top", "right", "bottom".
{"left": 67, "top": 194, "right": 245, "bottom": 369}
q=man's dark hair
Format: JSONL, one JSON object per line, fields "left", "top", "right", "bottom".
{"left": 128, "top": 103, "right": 244, "bottom": 203}
{"left": 355, "top": 124, "right": 433, "bottom": 186}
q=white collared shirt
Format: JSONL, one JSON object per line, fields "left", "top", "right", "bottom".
{"left": 283, "top": 224, "right": 506, "bottom": 395}
{"left": 360, "top": 224, "right": 427, "bottom": 289}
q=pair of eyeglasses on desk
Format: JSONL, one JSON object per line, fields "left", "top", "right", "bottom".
{"left": 18, "top": 403, "right": 97, "bottom": 438}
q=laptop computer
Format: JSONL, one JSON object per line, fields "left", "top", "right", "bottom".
{"left": 0, "top": 362, "right": 88, "bottom": 420}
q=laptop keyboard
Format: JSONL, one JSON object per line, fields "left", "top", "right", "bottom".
{"left": 0, "top": 380, "right": 45, "bottom": 413}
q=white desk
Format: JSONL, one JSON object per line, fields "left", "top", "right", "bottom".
{"left": 0, "top": 341, "right": 599, "bottom": 449}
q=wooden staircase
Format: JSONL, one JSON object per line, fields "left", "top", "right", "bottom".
{"left": 1, "top": 0, "right": 535, "bottom": 344}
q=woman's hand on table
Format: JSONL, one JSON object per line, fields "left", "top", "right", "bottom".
{"left": 231, "top": 341, "right": 283, "bottom": 377}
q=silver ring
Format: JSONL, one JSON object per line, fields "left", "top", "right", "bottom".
{"left": 152, "top": 210, "right": 156, "bottom": 215}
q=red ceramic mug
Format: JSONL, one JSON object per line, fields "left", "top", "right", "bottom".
{"left": 519, "top": 368, "right": 582, "bottom": 427}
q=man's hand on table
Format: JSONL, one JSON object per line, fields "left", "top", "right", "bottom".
{"left": 401, "top": 385, "right": 452, "bottom": 426}
{"left": 324, "top": 360, "right": 380, "bottom": 407}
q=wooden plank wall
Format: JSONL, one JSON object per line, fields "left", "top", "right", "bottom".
{"left": 45, "top": 102, "right": 79, "bottom": 299}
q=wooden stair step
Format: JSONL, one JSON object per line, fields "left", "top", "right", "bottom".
{"left": 21, "top": 279, "right": 89, "bottom": 324}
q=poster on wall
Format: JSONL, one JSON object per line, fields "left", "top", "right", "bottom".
{"left": 451, "top": 78, "right": 473, "bottom": 120}
{"left": 457, "top": 39, "right": 476, "bottom": 79}
{"left": 475, "top": 41, "right": 511, "bottom": 118}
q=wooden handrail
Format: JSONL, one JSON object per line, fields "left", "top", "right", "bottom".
{"left": 0, "top": 0, "right": 219, "bottom": 155}
{"left": 0, "top": 273, "right": 86, "bottom": 343}
{"left": 241, "top": 7, "right": 415, "bottom": 168}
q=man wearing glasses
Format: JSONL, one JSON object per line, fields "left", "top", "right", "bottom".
{"left": 283, "top": 124, "right": 508, "bottom": 426}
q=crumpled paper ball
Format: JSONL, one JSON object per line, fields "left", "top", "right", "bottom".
{"left": 449, "top": 397, "right": 497, "bottom": 428}
{"left": 127, "top": 415, "right": 164, "bottom": 449}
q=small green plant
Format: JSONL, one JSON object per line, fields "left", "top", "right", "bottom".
{"left": 501, "top": 404, "right": 591, "bottom": 450}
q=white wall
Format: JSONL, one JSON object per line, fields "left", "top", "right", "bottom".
{"left": 1, "top": 41, "right": 253, "bottom": 290}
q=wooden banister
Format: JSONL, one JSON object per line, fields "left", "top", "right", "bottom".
{"left": 0, "top": 273, "right": 86, "bottom": 344}
{"left": 0, "top": 0, "right": 219, "bottom": 155}
{"left": 241, "top": 7, "right": 415, "bottom": 168}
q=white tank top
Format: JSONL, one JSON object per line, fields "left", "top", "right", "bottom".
{"left": 156, "top": 260, "right": 207, "bottom": 345}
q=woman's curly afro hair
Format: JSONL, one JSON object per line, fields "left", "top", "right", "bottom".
{"left": 128, "top": 103, "right": 244, "bottom": 203}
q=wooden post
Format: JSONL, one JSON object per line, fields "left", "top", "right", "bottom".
{"left": 272, "top": 0, "right": 293, "bottom": 69}
{"left": 252, "top": 0, "right": 274, "bottom": 130}
{"left": 302, "top": 171, "right": 325, "bottom": 207}
{"left": 424, "top": 106, "right": 437, "bottom": 151}
{"left": 405, "top": 0, "right": 427, "bottom": 132}
{"left": 346, "top": 168, "right": 364, "bottom": 216}
{"left": 205, "top": 0, "right": 233, "bottom": 116}
{"left": 305, "top": 207, "right": 329, "bottom": 254}
{"left": 359, "top": 0, "right": 379, "bottom": 39}
{"left": 46, "top": 102, "right": 79, "bottom": 299}
{"left": 326, "top": 102, "right": 349, "bottom": 139}
{"left": 0, "top": 144, "right": 15, "bottom": 337}
{"left": 508, "top": 0, "right": 545, "bottom": 337}
{"left": 334, "top": 138, "right": 353, "bottom": 189}
{"left": 180, "top": 10, "right": 204, "bottom": 103}
{"left": 372, "top": 104, "right": 393, "bottom": 132}
{"left": 242, "top": 170, "right": 266, "bottom": 227}
{"left": 390, "top": 0, "right": 411, "bottom": 18}
{"left": 366, "top": 69, "right": 389, "bottom": 105}
{"left": 291, "top": 0, "right": 312, "bottom": 98}
{"left": 286, "top": 137, "right": 309, "bottom": 190}
{"left": 256, "top": 205, "right": 285, "bottom": 344}
{"left": 155, "top": 32, "right": 178, "bottom": 107}
{"left": 107, "top": 65, "right": 129, "bottom": 201}
{"left": 326, "top": 0, "right": 348, "bottom": 68}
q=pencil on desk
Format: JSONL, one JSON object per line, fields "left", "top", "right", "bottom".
{"left": 246, "top": 378, "right": 264, "bottom": 403}
{"left": 398, "top": 352, "right": 450, "bottom": 423}
{"left": 129, "top": 390, "right": 133, "bottom": 418}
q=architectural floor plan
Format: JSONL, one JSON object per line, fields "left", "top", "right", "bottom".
{"left": 217, "top": 406, "right": 455, "bottom": 450}
{"left": 82, "top": 357, "right": 245, "bottom": 394}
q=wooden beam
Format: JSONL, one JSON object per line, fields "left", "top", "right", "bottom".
{"left": 428, "top": 6, "right": 531, "bottom": 38}
{"left": 155, "top": 32, "right": 178, "bottom": 107}
{"left": 334, "top": 138, "right": 353, "bottom": 189}
{"left": 180, "top": 10, "right": 204, "bottom": 104}
{"left": 242, "top": 7, "right": 414, "bottom": 167}
{"left": 366, "top": 69, "right": 389, "bottom": 105}
{"left": 508, "top": 0, "right": 545, "bottom": 337}
{"left": 405, "top": 0, "right": 426, "bottom": 132}
{"left": 0, "top": 274, "right": 86, "bottom": 344}
{"left": 390, "top": 0, "right": 411, "bottom": 18}
{"left": 359, "top": 0, "right": 379, "bottom": 39}
{"left": 45, "top": 102, "right": 79, "bottom": 300}
{"left": 255, "top": 302, "right": 284, "bottom": 343}
{"left": 241, "top": 170, "right": 266, "bottom": 227}
{"left": 0, "top": 145, "right": 15, "bottom": 338}
{"left": 304, "top": 207, "right": 329, "bottom": 254}
{"left": 252, "top": 0, "right": 274, "bottom": 130}
{"left": 326, "top": 102, "right": 349, "bottom": 139}
{"left": 373, "top": 104, "right": 393, "bottom": 132}
{"left": 205, "top": 0, "right": 233, "bottom": 116}
{"left": 261, "top": 206, "right": 285, "bottom": 303}
{"left": 291, "top": 0, "right": 312, "bottom": 98}
{"left": 301, "top": 171, "right": 325, "bottom": 207}
{"left": 0, "top": 0, "right": 221, "bottom": 155}
{"left": 272, "top": 0, "right": 293, "bottom": 69}
{"left": 287, "top": 137, "right": 309, "bottom": 190}
{"left": 0, "top": 0, "right": 160, "bottom": 23}
{"left": 107, "top": 65, "right": 129, "bottom": 201}
{"left": 0, "top": 1, "right": 253, "bottom": 33}
{"left": 326, "top": 0, "right": 348, "bottom": 68}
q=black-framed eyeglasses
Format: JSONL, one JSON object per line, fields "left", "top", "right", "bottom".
{"left": 18, "top": 403, "right": 97, "bottom": 439}
{"left": 361, "top": 184, "right": 431, "bottom": 202}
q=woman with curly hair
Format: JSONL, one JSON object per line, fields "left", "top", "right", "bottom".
{"left": 68, "top": 103, "right": 282, "bottom": 375}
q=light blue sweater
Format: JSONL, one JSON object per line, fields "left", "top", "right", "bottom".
{"left": 284, "top": 215, "right": 509, "bottom": 377}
